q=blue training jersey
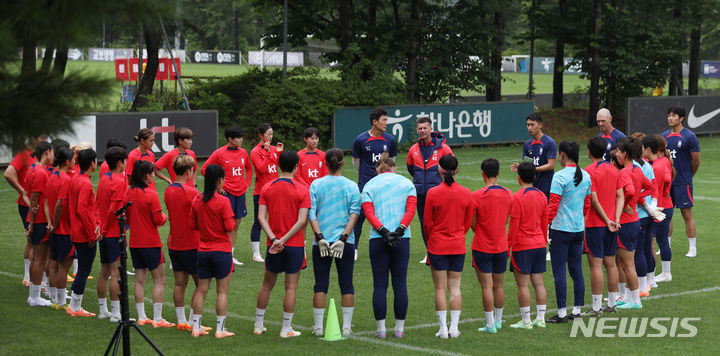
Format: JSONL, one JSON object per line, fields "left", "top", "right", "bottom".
{"left": 662, "top": 127, "right": 699, "bottom": 186}
{"left": 352, "top": 131, "right": 397, "bottom": 191}
{"left": 549, "top": 165, "right": 591, "bottom": 232}
{"left": 361, "top": 172, "right": 416, "bottom": 239}
{"left": 308, "top": 175, "right": 362, "bottom": 245}
{"left": 599, "top": 129, "right": 626, "bottom": 161}
{"left": 522, "top": 134, "right": 556, "bottom": 195}
{"left": 634, "top": 160, "right": 655, "bottom": 219}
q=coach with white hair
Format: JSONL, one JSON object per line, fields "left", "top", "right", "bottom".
{"left": 596, "top": 108, "right": 626, "bottom": 161}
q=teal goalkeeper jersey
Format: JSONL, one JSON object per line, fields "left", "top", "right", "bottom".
{"left": 361, "top": 172, "right": 417, "bottom": 239}
{"left": 549, "top": 165, "right": 591, "bottom": 233}
{"left": 308, "top": 175, "right": 361, "bottom": 245}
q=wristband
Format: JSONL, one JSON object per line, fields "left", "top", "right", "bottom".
{"left": 340, "top": 233, "right": 349, "bottom": 243}
{"left": 315, "top": 232, "right": 325, "bottom": 241}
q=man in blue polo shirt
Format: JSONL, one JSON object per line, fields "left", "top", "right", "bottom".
{"left": 511, "top": 113, "right": 556, "bottom": 200}
{"left": 596, "top": 108, "right": 626, "bottom": 161}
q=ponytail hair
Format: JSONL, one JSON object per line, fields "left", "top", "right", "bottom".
{"left": 375, "top": 152, "right": 396, "bottom": 173}
{"left": 130, "top": 160, "right": 154, "bottom": 188}
{"left": 133, "top": 128, "right": 154, "bottom": 143}
{"left": 53, "top": 147, "right": 74, "bottom": 168}
{"left": 439, "top": 154, "right": 458, "bottom": 186}
{"left": 34, "top": 141, "right": 53, "bottom": 161}
{"left": 630, "top": 133, "right": 645, "bottom": 166}
{"left": 325, "top": 148, "right": 344, "bottom": 173}
{"left": 558, "top": 140, "right": 582, "bottom": 187}
{"left": 655, "top": 134, "right": 676, "bottom": 181}
{"left": 202, "top": 164, "right": 225, "bottom": 203}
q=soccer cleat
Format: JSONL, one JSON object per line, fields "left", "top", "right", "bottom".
{"left": 639, "top": 290, "right": 650, "bottom": 297}
{"left": 435, "top": 330, "right": 448, "bottom": 339}
{"left": 656, "top": 250, "right": 661, "bottom": 255}
{"left": 201, "top": 325, "right": 212, "bottom": 331}
{"left": 69, "top": 308, "right": 96, "bottom": 317}
{"left": 545, "top": 315, "right": 568, "bottom": 323}
{"left": 478, "top": 326, "right": 497, "bottom": 334}
{"left": 615, "top": 296, "right": 626, "bottom": 307}
{"left": 137, "top": 318, "right": 154, "bottom": 326}
{"left": 232, "top": 258, "right": 244, "bottom": 266}
{"left": 28, "top": 297, "right": 52, "bottom": 307}
{"left": 152, "top": 319, "right": 176, "bottom": 328}
{"left": 177, "top": 323, "right": 192, "bottom": 331}
{"left": 66, "top": 275, "right": 74, "bottom": 282}
{"left": 650, "top": 281, "right": 659, "bottom": 289}
{"left": 191, "top": 329, "right": 209, "bottom": 338}
{"left": 685, "top": 248, "right": 697, "bottom": 258}
{"left": 253, "top": 255, "right": 265, "bottom": 263}
{"left": 98, "top": 311, "right": 113, "bottom": 319}
{"left": 110, "top": 314, "right": 121, "bottom": 322}
{"left": 581, "top": 309, "right": 603, "bottom": 317}
{"left": 375, "top": 331, "right": 386, "bottom": 339}
{"left": 215, "top": 330, "right": 235, "bottom": 338}
{"left": 22, "top": 279, "right": 30, "bottom": 287}
{"left": 393, "top": 330, "right": 405, "bottom": 339}
{"left": 279, "top": 329, "right": 302, "bottom": 338}
{"left": 448, "top": 330, "right": 460, "bottom": 338}
{"left": 253, "top": 326, "right": 267, "bottom": 335}
{"left": 126, "top": 270, "right": 135, "bottom": 276}
{"left": 313, "top": 327, "right": 324, "bottom": 337}
{"left": 494, "top": 320, "right": 505, "bottom": 330}
{"left": 568, "top": 313, "right": 582, "bottom": 320}
{"left": 87, "top": 275, "right": 94, "bottom": 280}
{"left": 655, "top": 273, "right": 672, "bottom": 282}
{"left": 419, "top": 255, "right": 427, "bottom": 264}
{"left": 617, "top": 302, "right": 642, "bottom": 309}
{"left": 342, "top": 328, "right": 352, "bottom": 338}
{"left": 510, "top": 321, "right": 533, "bottom": 330}
{"left": 531, "top": 319, "right": 546, "bottom": 328}
{"left": 601, "top": 306, "right": 618, "bottom": 314}
{"left": 66, "top": 307, "right": 73, "bottom": 315}
{"left": 51, "top": 303, "right": 61, "bottom": 310}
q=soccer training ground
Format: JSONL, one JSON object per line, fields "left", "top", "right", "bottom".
{"left": 2, "top": 138, "right": 719, "bottom": 355}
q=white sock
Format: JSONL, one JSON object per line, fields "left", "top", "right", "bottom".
{"left": 99, "top": 298, "right": 109, "bottom": 314}
{"left": 572, "top": 306, "right": 581, "bottom": 315}
{"left": 436, "top": 310, "right": 448, "bottom": 332}
{"left": 688, "top": 237, "right": 696, "bottom": 250}
{"left": 631, "top": 289, "right": 641, "bottom": 305}
{"left": 217, "top": 315, "right": 226, "bottom": 333}
{"left": 638, "top": 276, "right": 647, "bottom": 290}
{"left": 73, "top": 259, "right": 78, "bottom": 275}
{"left": 29, "top": 284, "right": 39, "bottom": 300}
{"left": 557, "top": 307, "right": 567, "bottom": 319}
{"left": 42, "top": 272, "right": 48, "bottom": 287}
{"left": 111, "top": 300, "right": 120, "bottom": 316}
{"left": 449, "top": 310, "right": 460, "bottom": 333}
{"left": 313, "top": 307, "right": 325, "bottom": 330}
{"left": 153, "top": 302, "right": 163, "bottom": 321}
{"left": 48, "top": 286, "right": 57, "bottom": 302}
{"left": 252, "top": 242, "right": 261, "bottom": 256}
{"left": 176, "top": 306, "right": 187, "bottom": 324}
{"left": 282, "top": 312, "right": 294, "bottom": 332}
{"left": 191, "top": 314, "right": 202, "bottom": 332}
{"left": 255, "top": 308, "right": 265, "bottom": 327}
{"left": 376, "top": 319, "right": 386, "bottom": 333}
{"left": 648, "top": 271, "right": 655, "bottom": 285}
{"left": 494, "top": 307, "right": 504, "bottom": 322}
{"left": 520, "top": 306, "right": 531, "bottom": 323}
{"left": 136, "top": 302, "right": 147, "bottom": 320}
{"left": 24, "top": 259, "right": 30, "bottom": 279}
{"left": 624, "top": 288, "right": 632, "bottom": 302}
{"left": 484, "top": 311, "right": 494, "bottom": 328}
{"left": 668, "top": 236, "right": 672, "bottom": 246}
{"left": 395, "top": 319, "right": 405, "bottom": 332}
{"left": 592, "top": 294, "right": 602, "bottom": 311}
{"left": 342, "top": 307, "right": 354, "bottom": 331}
{"left": 662, "top": 261, "right": 672, "bottom": 275}
{"left": 57, "top": 288, "right": 67, "bottom": 306}
{"left": 537, "top": 305, "right": 547, "bottom": 320}
{"left": 71, "top": 292, "right": 83, "bottom": 311}
{"left": 232, "top": 247, "right": 235, "bottom": 257}
{"left": 608, "top": 292, "right": 618, "bottom": 307}
{"left": 618, "top": 282, "right": 626, "bottom": 295}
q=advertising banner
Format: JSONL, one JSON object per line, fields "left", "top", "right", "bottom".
{"left": 248, "top": 51, "right": 303, "bottom": 67}
{"left": 701, "top": 60, "right": 720, "bottom": 78}
{"left": 627, "top": 95, "right": 720, "bottom": 135}
{"left": 189, "top": 50, "right": 240, "bottom": 64}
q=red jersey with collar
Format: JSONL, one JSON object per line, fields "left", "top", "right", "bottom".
{"left": 9, "top": 150, "right": 33, "bottom": 206}
{"left": 155, "top": 148, "right": 198, "bottom": 185}
{"left": 653, "top": 157, "right": 673, "bottom": 209}
{"left": 251, "top": 144, "right": 280, "bottom": 195}
{"left": 68, "top": 173, "right": 99, "bottom": 243}
{"left": 296, "top": 149, "right": 328, "bottom": 186}
{"left": 190, "top": 193, "right": 235, "bottom": 252}
{"left": 471, "top": 185, "right": 514, "bottom": 253}
{"left": 124, "top": 186, "right": 166, "bottom": 248}
{"left": 125, "top": 148, "right": 156, "bottom": 190}
{"left": 25, "top": 163, "right": 51, "bottom": 223}
{"left": 68, "top": 163, "right": 81, "bottom": 177}
{"left": 97, "top": 172, "right": 128, "bottom": 238}
{"left": 423, "top": 182, "right": 473, "bottom": 255}
{"left": 45, "top": 171, "right": 72, "bottom": 234}
{"left": 619, "top": 165, "right": 654, "bottom": 224}
{"left": 584, "top": 161, "right": 621, "bottom": 228}
{"left": 99, "top": 161, "right": 110, "bottom": 176}
{"left": 508, "top": 187, "right": 548, "bottom": 252}
{"left": 202, "top": 145, "right": 252, "bottom": 195}
{"left": 165, "top": 182, "right": 201, "bottom": 250}
{"left": 259, "top": 178, "right": 311, "bottom": 247}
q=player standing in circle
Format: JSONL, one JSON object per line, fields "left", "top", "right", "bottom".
{"left": 361, "top": 153, "right": 416, "bottom": 339}
{"left": 124, "top": 160, "right": 173, "bottom": 327}
{"left": 46, "top": 147, "right": 75, "bottom": 310}
{"left": 406, "top": 116, "right": 453, "bottom": 264}
{"left": 508, "top": 162, "right": 548, "bottom": 330}
{"left": 545, "top": 141, "right": 591, "bottom": 323}
{"left": 352, "top": 108, "right": 398, "bottom": 260}
{"left": 155, "top": 127, "right": 198, "bottom": 185}
{"left": 99, "top": 138, "right": 128, "bottom": 177}
{"left": 25, "top": 142, "right": 54, "bottom": 306}
{"left": 471, "top": 158, "right": 513, "bottom": 333}
{"left": 126, "top": 128, "right": 157, "bottom": 191}
{"left": 204, "top": 126, "right": 253, "bottom": 265}
{"left": 189, "top": 164, "right": 236, "bottom": 338}
{"left": 254, "top": 150, "right": 310, "bottom": 338}
{"left": 596, "top": 108, "right": 626, "bottom": 161}
{"left": 652, "top": 135, "right": 676, "bottom": 282}
{"left": 661, "top": 106, "right": 700, "bottom": 258}
{"left": 250, "top": 123, "right": 282, "bottom": 264}
{"left": 297, "top": 127, "right": 328, "bottom": 186}
{"left": 423, "top": 155, "right": 472, "bottom": 339}
{"left": 642, "top": 135, "right": 672, "bottom": 289}
{"left": 511, "top": 113, "right": 556, "bottom": 199}
{"left": 308, "top": 148, "right": 361, "bottom": 338}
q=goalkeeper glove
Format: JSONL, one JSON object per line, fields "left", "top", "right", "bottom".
{"left": 378, "top": 226, "right": 396, "bottom": 248}
{"left": 330, "top": 239, "right": 345, "bottom": 259}
{"left": 315, "top": 232, "right": 330, "bottom": 258}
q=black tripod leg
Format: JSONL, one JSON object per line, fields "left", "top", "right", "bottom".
{"left": 104, "top": 324, "right": 123, "bottom": 356}
{"left": 131, "top": 324, "right": 166, "bottom": 356}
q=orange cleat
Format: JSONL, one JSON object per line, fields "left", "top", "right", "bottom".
{"left": 69, "top": 308, "right": 97, "bottom": 317}
{"left": 67, "top": 275, "right": 74, "bottom": 283}
{"left": 215, "top": 330, "right": 235, "bottom": 339}
{"left": 201, "top": 325, "right": 212, "bottom": 331}
{"left": 22, "top": 279, "right": 30, "bottom": 287}
{"left": 137, "top": 318, "right": 154, "bottom": 326}
{"left": 639, "top": 290, "right": 650, "bottom": 297}
{"left": 192, "top": 329, "right": 209, "bottom": 338}
{"left": 177, "top": 323, "right": 192, "bottom": 331}
{"left": 152, "top": 319, "right": 176, "bottom": 328}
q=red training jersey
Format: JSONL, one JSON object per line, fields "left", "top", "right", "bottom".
{"left": 25, "top": 163, "right": 51, "bottom": 224}
{"left": 9, "top": 150, "right": 33, "bottom": 206}
{"left": 45, "top": 171, "right": 72, "bottom": 235}
{"left": 68, "top": 172, "right": 99, "bottom": 243}
{"left": 124, "top": 186, "right": 166, "bottom": 248}
{"left": 471, "top": 185, "right": 514, "bottom": 253}
{"left": 259, "top": 178, "right": 311, "bottom": 247}
{"left": 423, "top": 182, "right": 473, "bottom": 255}
{"left": 584, "top": 161, "right": 621, "bottom": 228}
{"left": 97, "top": 172, "right": 128, "bottom": 238}
{"left": 619, "top": 165, "right": 654, "bottom": 224}
{"left": 99, "top": 161, "right": 109, "bottom": 177}
{"left": 508, "top": 187, "right": 548, "bottom": 252}
{"left": 165, "top": 182, "right": 201, "bottom": 250}
{"left": 296, "top": 149, "right": 328, "bottom": 186}
{"left": 202, "top": 145, "right": 252, "bottom": 196}
{"left": 251, "top": 144, "right": 280, "bottom": 195}
{"left": 653, "top": 157, "right": 673, "bottom": 209}
{"left": 125, "top": 148, "right": 156, "bottom": 190}
{"left": 155, "top": 148, "right": 198, "bottom": 185}
{"left": 190, "top": 193, "right": 235, "bottom": 252}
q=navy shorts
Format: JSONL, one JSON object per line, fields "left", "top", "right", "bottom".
{"left": 197, "top": 251, "right": 233, "bottom": 279}
{"left": 30, "top": 223, "right": 49, "bottom": 245}
{"left": 670, "top": 184, "right": 694, "bottom": 209}
{"left": 472, "top": 250, "right": 508, "bottom": 274}
{"left": 312, "top": 244, "right": 355, "bottom": 294}
{"left": 226, "top": 193, "right": 247, "bottom": 219}
{"left": 130, "top": 247, "right": 164, "bottom": 270}
{"left": 50, "top": 234, "right": 74, "bottom": 261}
{"left": 266, "top": 246, "right": 306, "bottom": 274}
{"left": 585, "top": 227, "right": 617, "bottom": 258}
{"left": 169, "top": 249, "right": 198, "bottom": 274}
{"left": 617, "top": 220, "right": 640, "bottom": 251}
{"left": 99, "top": 237, "right": 123, "bottom": 264}
{"left": 426, "top": 252, "right": 465, "bottom": 272}
{"left": 511, "top": 248, "right": 546, "bottom": 274}
{"left": 18, "top": 204, "right": 29, "bottom": 230}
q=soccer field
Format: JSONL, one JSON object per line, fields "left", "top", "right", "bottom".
{"left": 1, "top": 138, "right": 719, "bottom": 355}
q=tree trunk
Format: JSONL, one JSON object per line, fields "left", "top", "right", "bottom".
{"left": 668, "top": 0, "right": 683, "bottom": 96}
{"left": 52, "top": 44, "right": 69, "bottom": 77}
{"left": 366, "top": 0, "right": 377, "bottom": 59}
{"left": 486, "top": 7, "right": 504, "bottom": 102}
{"left": 688, "top": 24, "right": 700, "bottom": 95}
{"left": 527, "top": 0, "right": 536, "bottom": 99}
{"left": 405, "top": 0, "right": 420, "bottom": 101}
{"left": 232, "top": 8, "right": 239, "bottom": 51}
{"left": 552, "top": 0, "right": 565, "bottom": 108}
{"left": 131, "top": 26, "right": 160, "bottom": 111}
{"left": 339, "top": 0, "right": 350, "bottom": 53}
{"left": 20, "top": 38, "right": 37, "bottom": 78}
{"left": 588, "top": 0, "right": 601, "bottom": 127}
{"left": 40, "top": 43, "right": 55, "bottom": 73}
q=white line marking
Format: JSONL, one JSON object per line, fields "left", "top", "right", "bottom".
{"left": 694, "top": 195, "right": 720, "bottom": 202}
{"left": 350, "top": 336, "right": 470, "bottom": 356}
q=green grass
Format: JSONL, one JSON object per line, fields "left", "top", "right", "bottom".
{"left": 2, "top": 135, "right": 719, "bottom": 355}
